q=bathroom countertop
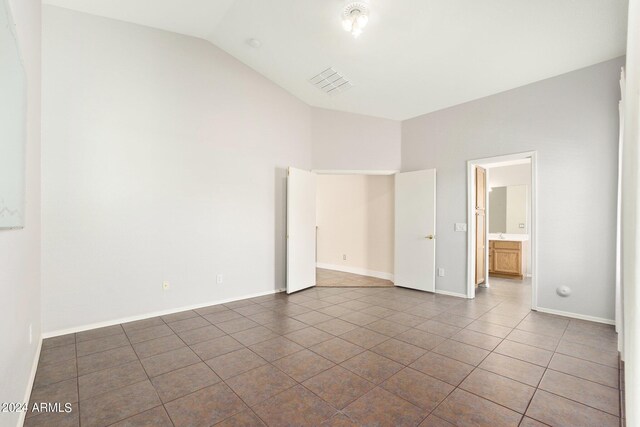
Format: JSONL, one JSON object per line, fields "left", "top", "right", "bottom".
{"left": 488, "top": 233, "right": 529, "bottom": 241}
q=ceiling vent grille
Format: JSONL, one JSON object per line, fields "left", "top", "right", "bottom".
{"left": 309, "top": 67, "right": 353, "bottom": 95}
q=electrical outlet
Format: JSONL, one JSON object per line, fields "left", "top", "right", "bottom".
{"left": 343, "top": 254, "right": 347, "bottom": 261}
{"left": 438, "top": 268, "right": 445, "bottom": 277}
{"left": 28, "top": 324, "right": 32, "bottom": 344}
{"left": 162, "top": 281, "right": 170, "bottom": 290}
{"left": 216, "top": 274, "right": 223, "bottom": 284}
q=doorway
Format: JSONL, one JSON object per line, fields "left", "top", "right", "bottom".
{"left": 286, "top": 168, "right": 437, "bottom": 294}
{"left": 467, "top": 152, "right": 537, "bottom": 309}
{"left": 315, "top": 172, "right": 395, "bottom": 288}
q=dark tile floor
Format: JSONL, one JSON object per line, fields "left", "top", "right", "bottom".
{"left": 27, "top": 278, "right": 621, "bottom": 426}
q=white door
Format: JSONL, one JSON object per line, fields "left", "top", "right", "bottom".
{"left": 394, "top": 169, "right": 437, "bottom": 292}
{"left": 286, "top": 167, "right": 317, "bottom": 294}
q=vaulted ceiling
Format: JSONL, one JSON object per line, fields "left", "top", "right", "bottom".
{"left": 44, "top": 0, "right": 628, "bottom": 120}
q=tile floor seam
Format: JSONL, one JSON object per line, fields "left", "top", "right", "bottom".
{"left": 454, "top": 371, "right": 534, "bottom": 416}
{"left": 162, "top": 402, "right": 179, "bottom": 427}
{"left": 75, "top": 342, "right": 131, "bottom": 359}
{"left": 133, "top": 338, "right": 185, "bottom": 361}
{"left": 77, "top": 378, "right": 156, "bottom": 425}
{"left": 452, "top": 329, "right": 507, "bottom": 353}
{"left": 100, "top": 404, "right": 168, "bottom": 427}
{"left": 270, "top": 350, "right": 337, "bottom": 380}
{"left": 163, "top": 361, "right": 269, "bottom": 426}
{"left": 463, "top": 364, "right": 541, "bottom": 390}
{"left": 519, "top": 315, "right": 569, "bottom": 422}
{"left": 220, "top": 359, "right": 300, "bottom": 409}
{"left": 279, "top": 342, "right": 438, "bottom": 420}
{"left": 543, "top": 365, "right": 621, "bottom": 390}
{"left": 295, "top": 376, "right": 349, "bottom": 412}
{"left": 532, "top": 386, "right": 621, "bottom": 420}
{"left": 76, "top": 378, "right": 152, "bottom": 406}
{"left": 241, "top": 406, "right": 267, "bottom": 427}
{"left": 412, "top": 296, "right": 542, "bottom": 425}
{"left": 302, "top": 342, "right": 366, "bottom": 369}
{"left": 229, "top": 378, "right": 298, "bottom": 415}
{"left": 417, "top": 362, "right": 475, "bottom": 426}
{"left": 553, "top": 348, "right": 621, "bottom": 369}
{"left": 133, "top": 326, "right": 202, "bottom": 379}
{"left": 139, "top": 351, "right": 202, "bottom": 380}
{"left": 151, "top": 369, "right": 223, "bottom": 405}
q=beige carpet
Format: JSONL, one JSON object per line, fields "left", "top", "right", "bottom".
{"left": 316, "top": 268, "right": 394, "bottom": 287}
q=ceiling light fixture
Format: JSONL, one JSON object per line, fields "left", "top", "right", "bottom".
{"left": 342, "top": 1, "right": 370, "bottom": 38}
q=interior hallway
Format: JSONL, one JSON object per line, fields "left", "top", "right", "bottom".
{"left": 27, "top": 278, "right": 620, "bottom": 426}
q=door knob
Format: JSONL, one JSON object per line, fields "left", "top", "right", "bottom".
{"left": 425, "top": 235, "right": 435, "bottom": 240}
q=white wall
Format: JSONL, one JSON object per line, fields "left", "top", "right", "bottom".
{"left": 0, "top": 0, "right": 41, "bottom": 425}
{"left": 316, "top": 175, "right": 394, "bottom": 277}
{"left": 42, "top": 7, "right": 312, "bottom": 333}
{"left": 489, "top": 163, "right": 532, "bottom": 188}
{"left": 403, "top": 57, "right": 623, "bottom": 321}
{"left": 505, "top": 186, "right": 527, "bottom": 234}
{"left": 311, "top": 107, "right": 401, "bottom": 171}
{"left": 623, "top": 0, "right": 640, "bottom": 423}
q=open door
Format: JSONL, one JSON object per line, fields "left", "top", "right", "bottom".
{"left": 394, "top": 169, "right": 436, "bottom": 292}
{"left": 475, "top": 166, "right": 487, "bottom": 286}
{"left": 286, "top": 167, "right": 317, "bottom": 294}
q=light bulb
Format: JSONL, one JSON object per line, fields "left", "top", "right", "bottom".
{"left": 342, "top": 18, "right": 353, "bottom": 31}
{"left": 356, "top": 14, "right": 368, "bottom": 28}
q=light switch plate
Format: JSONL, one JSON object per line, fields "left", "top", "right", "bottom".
{"left": 454, "top": 223, "right": 467, "bottom": 232}
{"left": 438, "top": 268, "right": 445, "bottom": 277}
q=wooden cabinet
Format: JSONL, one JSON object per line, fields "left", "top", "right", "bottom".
{"left": 489, "top": 240, "right": 523, "bottom": 279}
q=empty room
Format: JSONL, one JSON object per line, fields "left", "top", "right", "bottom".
{"left": 2, "top": 0, "right": 640, "bottom": 426}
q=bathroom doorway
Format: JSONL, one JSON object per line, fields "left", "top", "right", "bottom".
{"left": 466, "top": 152, "right": 537, "bottom": 309}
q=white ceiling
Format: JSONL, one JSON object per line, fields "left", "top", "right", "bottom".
{"left": 44, "top": 0, "right": 628, "bottom": 120}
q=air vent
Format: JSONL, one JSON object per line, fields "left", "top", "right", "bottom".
{"left": 309, "top": 67, "right": 353, "bottom": 95}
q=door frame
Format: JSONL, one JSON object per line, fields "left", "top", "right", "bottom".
{"left": 312, "top": 170, "right": 398, "bottom": 176}
{"left": 466, "top": 151, "right": 538, "bottom": 310}
{"left": 475, "top": 166, "right": 487, "bottom": 287}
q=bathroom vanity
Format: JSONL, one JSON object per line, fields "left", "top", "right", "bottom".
{"left": 488, "top": 234, "right": 527, "bottom": 280}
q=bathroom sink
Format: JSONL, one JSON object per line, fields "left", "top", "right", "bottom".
{"left": 488, "top": 233, "right": 529, "bottom": 241}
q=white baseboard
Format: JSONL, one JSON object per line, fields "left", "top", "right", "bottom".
{"left": 435, "top": 289, "right": 470, "bottom": 299}
{"left": 534, "top": 306, "right": 615, "bottom": 325}
{"left": 316, "top": 263, "right": 394, "bottom": 281}
{"left": 18, "top": 336, "right": 43, "bottom": 427}
{"left": 42, "top": 288, "right": 286, "bottom": 339}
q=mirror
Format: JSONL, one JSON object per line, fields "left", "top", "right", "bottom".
{"left": 0, "top": 0, "right": 27, "bottom": 229}
{"left": 489, "top": 185, "right": 527, "bottom": 234}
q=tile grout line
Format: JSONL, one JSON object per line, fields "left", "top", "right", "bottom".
{"left": 519, "top": 309, "right": 570, "bottom": 425}
{"left": 422, "top": 288, "right": 537, "bottom": 426}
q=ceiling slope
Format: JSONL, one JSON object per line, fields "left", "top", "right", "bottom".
{"left": 44, "top": 0, "right": 628, "bottom": 120}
